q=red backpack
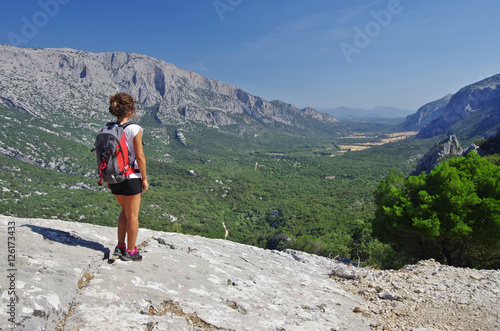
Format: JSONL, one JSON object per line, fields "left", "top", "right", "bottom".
{"left": 93, "top": 122, "right": 135, "bottom": 186}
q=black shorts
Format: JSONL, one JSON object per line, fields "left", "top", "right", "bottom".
{"left": 108, "top": 178, "right": 143, "bottom": 196}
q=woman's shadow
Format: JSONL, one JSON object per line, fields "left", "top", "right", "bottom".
{"left": 23, "top": 224, "right": 111, "bottom": 260}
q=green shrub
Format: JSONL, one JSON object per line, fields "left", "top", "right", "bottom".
{"left": 373, "top": 152, "right": 500, "bottom": 268}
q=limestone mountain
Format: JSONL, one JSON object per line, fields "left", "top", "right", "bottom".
{"left": 396, "top": 94, "right": 453, "bottom": 132}
{"left": 416, "top": 74, "right": 500, "bottom": 139}
{"left": 410, "top": 135, "right": 463, "bottom": 175}
{"left": 0, "top": 45, "right": 336, "bottom": 135}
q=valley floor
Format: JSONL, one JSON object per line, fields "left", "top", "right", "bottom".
{"left": 337, "top": 131, "right": 419, "bottom": 152}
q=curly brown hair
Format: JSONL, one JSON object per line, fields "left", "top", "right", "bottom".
{"left": 109, "top": 93, "right": 139, "bottom": 121}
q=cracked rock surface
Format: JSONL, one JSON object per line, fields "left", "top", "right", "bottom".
{"left": 0, "top": 216, "right": 369, "bottom": 330}
{"left": 2, "top": 215, "right": 499, "bottom": 331}
{"left": 328, "top": 257, "right": 500, "bottom": 331}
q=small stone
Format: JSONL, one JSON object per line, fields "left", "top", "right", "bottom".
{"left": 392, "top": 282, "right": 403, "bottom": 290}
{"left": 378, "top": 292, "right": 399, "bottom": 300}
{"left": 470, "top": 274, "right": 483, "bottom": 281}
{"left": 353, "top": 305, "right": 369, "bottom": 313}
{"left": 391, "top": 301, "right": 403, "bottom": 309}
{"left": 358, "top": 289, "right": 375, "bottom": 295}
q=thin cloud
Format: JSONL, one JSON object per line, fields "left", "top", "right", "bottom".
{"left": 336, "top": 0, "right": 385, "bottom": 23}
{"left": 242, "top": 11, "right": 341, "bottom": 54}
{"left": 184, "top": 62, "right": 209, "bottom": 73}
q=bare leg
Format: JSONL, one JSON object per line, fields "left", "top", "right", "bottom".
{"left": 123, "top": 193, "right": 142, "bottom": 251}
{"left": 114, "top": 195, "right": 128, "bottom": 247}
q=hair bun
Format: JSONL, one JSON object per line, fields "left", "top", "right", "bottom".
{"left": 109, "top": 93, "right": 139, "bottom": 120}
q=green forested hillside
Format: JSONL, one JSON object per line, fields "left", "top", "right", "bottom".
{"left": 0, "top": 105, "right": 437, "bottom": 268}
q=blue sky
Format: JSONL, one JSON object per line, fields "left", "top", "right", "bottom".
{"left": 1, "top": 0, "right": 500, "bottom": 111}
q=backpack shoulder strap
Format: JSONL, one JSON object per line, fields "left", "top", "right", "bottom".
{"left": 103, "top": 122, "right": 134, "bottom": 130}
{"left": 105, "top": 121, "right": 117, "bottom": 129}
{"left": 119, "top": 123, "right": 145, "bottom": 147}
{"left": 119, "top": 122, "right": 134, "bottom": 129}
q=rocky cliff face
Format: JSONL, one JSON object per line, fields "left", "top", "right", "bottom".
{"left": 411, "top": 135, "right": 463, "bottom": 175}
{"left": 417, "top": 74, "right": 500, "bottom": 139}
{"left": 396, "top": 94, "right": 453, "bottom": 132}
{"left": 2, "top": 216, "right": 499, "bottom": 331}
{"left": 0, "top": 45, "right": 336, "bottom": 132}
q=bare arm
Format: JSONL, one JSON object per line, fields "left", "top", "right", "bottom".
{"left": 133, "top": 131, "right": 149, "bottom": 192}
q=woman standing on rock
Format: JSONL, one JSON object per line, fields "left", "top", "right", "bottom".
{"left": 107, "top": 93, "right": 148, "bottom": 261}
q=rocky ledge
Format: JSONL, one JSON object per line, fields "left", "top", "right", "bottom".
{"left": 330, "top": 259, "right": 500, "bottom": 330}
{"left": 1, "top": 216, "right": 499, "bottom": 331}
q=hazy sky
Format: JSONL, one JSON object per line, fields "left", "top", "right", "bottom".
{"left": 2, "top": 0, "right": 500, "bottom": 111}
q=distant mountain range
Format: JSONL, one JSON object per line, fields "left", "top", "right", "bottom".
{"left": 0, "top": 45, "right": 499, "bottom": 146}
{"left": 416, "top": 74, "right": 500, "bottom": 139}
{"left": 394, "top": 73, "right": 500, "bottom": 142}
{"left": 0, "top": 45, "right": 336, "bottom": 137}
{"left": 396, "top": 94, "right": 453, "bottom": 132}
{"left": 318, "top": 106, "right": 415, "bottom": 120}
{"left": 323, "top": 74, "right": 500, "bottom": 144}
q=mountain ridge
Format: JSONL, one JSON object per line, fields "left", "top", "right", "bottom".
{"left": 416, "top": 74, "right": 500, "bottom": 139}
{"left": 318, "top": 106, "right": 414, "bottom": 120}
{"left": 396, "top": 94, "right": 453, "bottom": 132}
{"left": 0, "top": 45, "right": 336, "bottom": 135}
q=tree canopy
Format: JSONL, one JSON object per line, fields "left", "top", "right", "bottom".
{"left": 373, "top": 152, "right": 500, "bottom": 268}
